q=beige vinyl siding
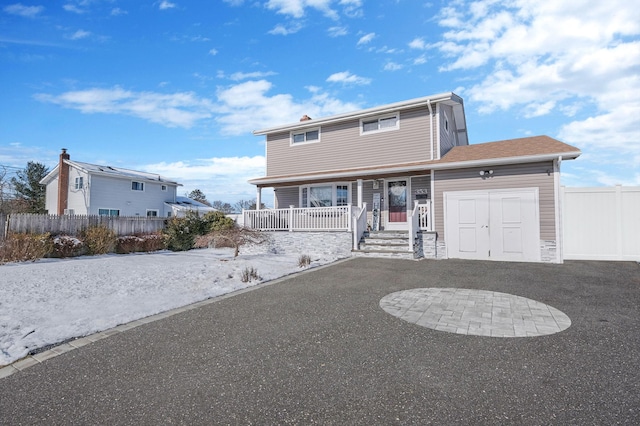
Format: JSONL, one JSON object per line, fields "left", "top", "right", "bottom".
{"left": 410, "top": 175, "right": 431, "bottom": 203}
{"left": 266, "top": 106, "right": 434, "bottom": 176}
{"left": 433, "top": 162, "right": 556, "bottom": 240}
{"left": 274, "top": 186, "right": 299, "bottom": 208}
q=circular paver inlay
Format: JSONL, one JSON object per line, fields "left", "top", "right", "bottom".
{"left": 380, "top": 288, "right": 571, "bottom": 338}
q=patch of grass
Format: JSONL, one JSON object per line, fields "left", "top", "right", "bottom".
{"left": 240, "top": 266, "right": 261, "bottom": 283}
{"left": 298, "top": 254, "right": 311, "bottom": 268}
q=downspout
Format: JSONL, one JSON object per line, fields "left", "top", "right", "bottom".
{"left": 427, "top": 101, "right": 433, "bottom": 161}
{"left": 554, "top": 155, "right": 563, "bottom": 263}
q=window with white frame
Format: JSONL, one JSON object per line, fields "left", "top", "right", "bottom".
{"left": 146, "top": 209, "right": 159, "bottom": 217}
{"left": 161, "top": 185, "right": 167, "bottom": 191}
{"left": 98, "top": 208, "right": 120, "bottom": 216}
{"left": 291, "top": 128, "right": 320, "bottom": 145}
{"left": 299, "top": 183, "right": 351, "bottom": 208}
{"left": 361, "top": 113, "right": 399, "bottom": 134}
{"left": 74, "top": 176, "right": 83, "bottom": 190}
{"left": 131, "top": 181, "right": 144, "bottom": 191}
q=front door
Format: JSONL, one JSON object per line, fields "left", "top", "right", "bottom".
{"left": 386, "top": 179, "right": 409, "bottom": 230}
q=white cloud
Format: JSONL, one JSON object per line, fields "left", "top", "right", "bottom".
{"left": 111, "top": 7, "right": 127, "bottom": 16}
{"left": 408, "top": 37, "right": 427, "bottom": 50}
{"left": 63, "top": 4, "right": 85, "bottom": 14}
{"left": 263, "top": 0, "right": 361, "bottom": 20}
{"left": 141, "top": 156, "right": 267, "bottom": 203}
{"left": 67, "top": 29, "right": 91, "bottom": 40}
{"left": 229, "top": 71, "right": 277, "bottom": 81}
{"left": 357, "top": 32, "right": 375, "bottom": 46}
{"left": 328, "top": 26, "right": 348, "bottom": 37}
{"left": 214, "top": 80, "right": 361, "bottom": 135}
{"left": 209, "top": 48, "right": 218, "bottom": 55}
{"left": 432, "top": 0, "right": 640, "bottom": 154}
{"left": 268, "top": 22, "right": 304, "bottom": 35}
{"left": 34, "top": 87, "right": 214, "bottom": 128}
{"left": 159, "top": 1, "right": 176, "bottom": 10}
{"left": 3, "top": 3, "right": 44, "bottom": 18}
{"left": 326, "top": 71, "right": 371, "bottom": 85}
{"left": 383, "top": 62, "right": 403, "bottom": 71}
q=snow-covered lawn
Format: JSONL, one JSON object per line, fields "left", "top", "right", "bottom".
{"left": 0, "top": 247, "right": 341, "bottom": 367}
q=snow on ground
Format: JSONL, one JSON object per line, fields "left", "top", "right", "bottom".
{"left": 0, "top": 246, "right": 342, "bottom": 366}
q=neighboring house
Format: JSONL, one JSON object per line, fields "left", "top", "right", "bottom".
{"left": 166, "top": 196, "right": 219, "bottom": 217}
{"left": 248, "top": 92, "right": 581, "bottom": 263}
{"left": 40, "top": 149, "right": 182, "bottom": 217}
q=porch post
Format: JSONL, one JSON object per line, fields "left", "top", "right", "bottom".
{"left": 357, "top": 179, "right": 363, "bottom": 208}
{"left": 256, "top": 186, "right": 262, "bottom": 210}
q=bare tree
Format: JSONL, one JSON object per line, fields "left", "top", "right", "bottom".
{"left": 210, "top": 200, "right": 234, "bottom": 213}
{"left": 186, "top": 189, "right": 212, "bottom": 206}
{"left": 234, "top": 198, "right": 265, "bottom": 212}
{"left": 194, "top": 227, "right": 269, "bottom": 257}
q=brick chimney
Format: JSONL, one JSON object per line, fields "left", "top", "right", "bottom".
{"left": 300, "top": 114, "right": 312, "bottom": 122}
{"left": 57, "top": 148, "right": 70, "bottom": 215}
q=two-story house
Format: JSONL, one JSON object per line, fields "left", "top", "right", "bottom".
{"left": 248, "top": 92, "right": 581, "bottom": 263}
{"left": 40, "top": 149, "right": 183, "bottom": 217}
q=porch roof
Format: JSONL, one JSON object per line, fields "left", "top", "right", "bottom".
{"left": 248, "top": 135, "right": 581, "bottom": 187}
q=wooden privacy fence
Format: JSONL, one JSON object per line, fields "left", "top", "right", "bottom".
{"left": 0, "top": 213, "right": 167, "bottom": 240}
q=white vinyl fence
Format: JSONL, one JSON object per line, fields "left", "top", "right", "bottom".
{"left": 562, "top": 186, "right": 640, "bottom": 261}
{"left": 1, "top": 213, "right": 167, "bottom": 240}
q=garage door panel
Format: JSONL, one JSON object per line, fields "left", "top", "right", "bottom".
{"left": 445, "top": 189, "right": 540, "bottom": 262}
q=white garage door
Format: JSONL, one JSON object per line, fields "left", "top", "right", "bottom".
{"left": 444, "top": 188, "right": 540, "bottom": 262}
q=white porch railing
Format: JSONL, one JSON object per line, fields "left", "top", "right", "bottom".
{"left": 418, "top": 201, "right": 431, "bottom": 231}
{"left": 352, "top": 202, "right": 367, "bottom": 250}
{"left": 408, "top": 201, "right": 421, "bottom": 252}
{"left": 243, "top": 205, "right": 353, "bottom": 232}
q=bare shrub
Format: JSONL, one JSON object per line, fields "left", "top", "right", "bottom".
{"left": 51, "top": 235, "right": 85, "bottom": 258}
{"left": 117, "top": 233, "right": 167, "bottom": 254}
{"left": 240, "top": 266, "right": 261, "bottom": 283}
{"left": 298, "top": 254, "right": 311, "bottom": 268}
{"left": 83, "top": 226, "right": 117, "bottom": 255}
{"left": 197, "top": 227, "right": 268, "bottom": 257}
{"left": 0, "top": 232, "right": 53, "bottom": 264}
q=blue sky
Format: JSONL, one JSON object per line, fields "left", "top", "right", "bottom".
{"left": 1, "top": 0, "right": 638, "bottom": 207}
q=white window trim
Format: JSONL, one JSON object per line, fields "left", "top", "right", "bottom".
{"left": 74, "top": 176, "right": 83, "bottom": 190}
{"left": 161, "top": 185, "right": 167, "bottom": 191}
{"left": 146, "top": 209, "right": 159, "bottom": 217}
{"left": 360, "top": 112, "right": 400, "bottom": 135}
{"left": 290, "top": 127, "right": 321, "bottom": 146}
{"left": 131, "top": 181, "right": 145, "bottom": 191}
{"left": 299, "top": 183, "right": 351, "bottom": 208}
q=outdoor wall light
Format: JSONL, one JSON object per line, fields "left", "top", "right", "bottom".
{"left": 479, "top": 170, "right": 494, "bottom": 176}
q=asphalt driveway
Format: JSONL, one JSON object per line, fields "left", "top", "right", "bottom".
{"left": 1, "top": 258, "right": 639, "bottom": 424}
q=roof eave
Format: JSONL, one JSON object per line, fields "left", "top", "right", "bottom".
{"left": 248, "top": 150, "right": 581, "bottom": 187}
{"left": 253, "top": 92, "right": 460, "bottom": 136}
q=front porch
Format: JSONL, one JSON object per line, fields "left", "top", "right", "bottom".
{"left": 242, "top": 201, "right": 432, "bottom": 256}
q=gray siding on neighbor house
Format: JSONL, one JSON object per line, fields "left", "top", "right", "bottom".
{"left": 433, "top": 162, "right": 556, "bottom": 240}
{"left": 266, "top": 106, "right": 434, "bottom": 176}
{"left": 88, "top": 175, "right": 177, "bottom": 216}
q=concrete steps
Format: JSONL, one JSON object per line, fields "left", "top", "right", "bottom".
{"left": 352, "top": 231, "right": 417, "bottom": 260}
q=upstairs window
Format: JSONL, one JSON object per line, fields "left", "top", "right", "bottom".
{"left": 361, "top": 113, "right": 399, "bottom": 134}
{"left": 291, "top": 128, "right": 320, "bottom": 145}
{"left": 161, "top": 185, "right": 167, "bottom": 191}
{"left": 74, "top": 177, "right": 83, "bottom": 190}
{"left": 131, "top": 181, "right": 144, "bottom": 191}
